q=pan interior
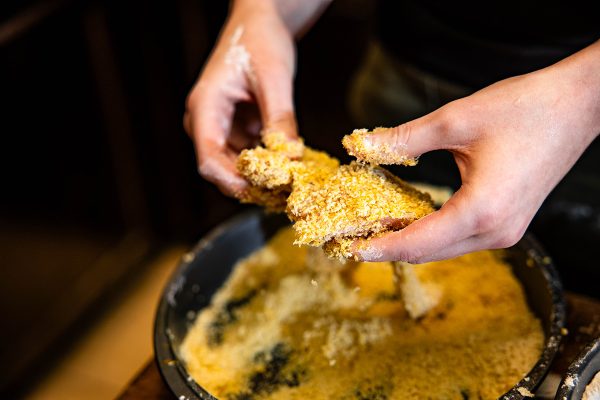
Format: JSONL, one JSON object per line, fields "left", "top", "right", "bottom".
{"left": 156, "top": 210, "right": 564, "bottom": 400}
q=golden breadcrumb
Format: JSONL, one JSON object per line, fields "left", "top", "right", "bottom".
{"left": 343, "top": 127, "right": 419, "bottom": 166}
{"left": 393, "top": 262, "right": 441, "bottom": 319}
{"left": 262, "top": 130, "right": 304, "bottom": 159}
{"left": 237, "top": 131, "right": 433, "bottom": 258}
{"left": 289, "top": 162, "right": 434, "bottom": 247}
{"left": 285, "top": 148, "right": 340, "bottom": 219}
{"left": 237, "top": 143, "right": 339, "bottom": 213}
{"left": 237, "top": 147, "right": 296, "bottom": 189}
{"left": 239, "top": 186, "right": 289, "bottom": 213}
{"left": 181, "top": 227, "right": 544, "bottom": 400}
{"left": 322, "top": 237, "right": 356, "bottom": 260}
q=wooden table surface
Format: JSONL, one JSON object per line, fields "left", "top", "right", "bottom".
{"left": 117, "top": 293, "right": 600, "bottom": 400}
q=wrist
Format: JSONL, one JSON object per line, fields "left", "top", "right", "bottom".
{"left": 548, "top": 40, "right": 600, "bottom": 141}
{"left": 232, "top": 0, "right": 330, "bottom": 36}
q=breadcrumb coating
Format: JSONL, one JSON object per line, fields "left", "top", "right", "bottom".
{"left": 343, "top": 127, "right": 419, "bottom": 166}
{"left": 237, "top": 145, "right": 339, "bottom": 213}
{"left": 237, "top": 147, "right": 295, "bottom": 189}
{"left": 289, "top": 162, "right": 434, "bottom": 248}
{"left": 237, "top": 131, "right": 434, "bottom": 258}
{"left": 239, "top": 186, "right": 289, "bottom": 213}
{"left": 262, "top": 130, "right": 304, "bottom": 159}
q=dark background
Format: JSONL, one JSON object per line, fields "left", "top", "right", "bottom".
{"left": 0, "top": 0, "right": 375, "bottom": 395}
{"left": 0, "top": 0, "right": 598, "bottom": 396}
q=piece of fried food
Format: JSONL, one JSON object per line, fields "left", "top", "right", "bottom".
{"left": 298, "top": 162, "right": 434, "bottom": 259}
{"left": 237, "top": 132, "right": 434, "bottom": 259}
{"left": 289, "top": 162, "right": 433, "bottom": 245}
{"left": 236, "top": 146, "right": 295, "bottom": 190}
{"left": 237, "top": 138, "right": 339, "bottom": 212}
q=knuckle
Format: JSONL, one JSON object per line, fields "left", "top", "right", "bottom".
{"left": 394, "top": 248, "right": 423, "bottom": 264}
{"left": 390, "top": 124, "right": 412, "bottom": 150}
{"left": 489, "top": 218, "right": 528, "bottom": 248}
{"left": 472, "top": 206, "right": 502, "bottom": 235}
{"left": 491, "top": 228, "right": 523, "bottom": 249}
{"left": 435, "top": 101, "right": 469, "bottom": 138}
{"left": 196, "top": 155, "right": 215, "bottom": 180}
{"left": 406, "top": 255, "right": 426, "bottom": 265}
{"left": 197, "top": 161, "right": 210, "bottom": 178}
{"left": 185, "top": 80, "right": 208, "bottom": 113}
{"left": 184, "top": 89, "right": 197, "bottom": 113}
{"left": 435, "top": 105, "right": 458, "bottom": 134}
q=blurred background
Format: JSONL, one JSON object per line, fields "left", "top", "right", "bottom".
{"left": 0, "top": 1, "right": 377, "bottom": 398}
{"left": 1, "top": 0, "right": 598, "bottom": 398}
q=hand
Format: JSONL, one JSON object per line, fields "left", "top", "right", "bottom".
{"left": 184, "top": 1, "right": 300, "bottom": 197}
{"left": 350, "top": 41, "right": 600, "bottom": 263}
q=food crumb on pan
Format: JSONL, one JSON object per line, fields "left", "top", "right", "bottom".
{"left": 517, "top": 386, "right": 535, "bottom": 397}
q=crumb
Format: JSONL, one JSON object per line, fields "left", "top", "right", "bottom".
{"left": 394, "top": 262, "right": 441, "bottom": 319}
{"left": 517, "top": 387, "right": 535, "bottom": 397}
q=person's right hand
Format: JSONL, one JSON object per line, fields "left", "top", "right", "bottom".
{"left": 345, "top": 40, "right": 600, "bottom": 264}
{"left": 184, "top": 1, "right": 301, "bottom": 197}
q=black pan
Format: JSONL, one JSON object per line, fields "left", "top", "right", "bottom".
{"left": 555, "top": 336, "right": 600, "bottom": 400}
{"left": 154, "top": 209, "right": 566, "bottom": 400}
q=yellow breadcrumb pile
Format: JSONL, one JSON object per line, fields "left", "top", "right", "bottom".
{"left": 236, "top": 131, "right": 434, "bottom": 258}
{"left": 181, "top": 227, "right": 544, "bottom": 400}
{"left": 342, "top": 127, "right": 419, "bottom": 166}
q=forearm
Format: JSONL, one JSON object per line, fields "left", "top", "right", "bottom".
{"left": 232, "top": 0, "right": 331, "bottom": 37}
{"left": 544, "top": 39, "right": 600, "bottom": 143}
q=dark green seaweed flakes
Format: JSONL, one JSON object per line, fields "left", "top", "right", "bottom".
{"left": 228, "top": 343, "right": 306, "bottom": 400}
{"left": 207, "top": 289, "right": 257, "bottom": 346}
{"left": 354, "top": 384, "right": 388, "bottom": 400}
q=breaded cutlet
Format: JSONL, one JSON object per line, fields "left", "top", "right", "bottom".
{"left": 236, "top": 131, "right": 435, "bottom": 259}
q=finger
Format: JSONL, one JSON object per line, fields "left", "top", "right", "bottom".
{"left": 343, "top": 105, "right": 467, "bottom": 164}
{"left": 197, "top": 147, "right": 249, "bottom": 198}
{"left": 189, "top": 85, "right": 249, "bottom": 197}
{"left": 253, "top": 67, "right": 299, "bottom": 141}
{"left": 227, "top": 101, "right": 262, "bottom": 152}
{"left": 228, "top": 130, "right": 261, "bottom": 153}
{"left": 352, "top": 189, "right": 475, "bottom": 263}
{"left": 183, "top": 112, "right": 192, "bottom": 137}
{"left": 407, "top": 234, "right": 487, "bottom": 264}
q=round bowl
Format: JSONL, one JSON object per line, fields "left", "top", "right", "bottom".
{"left": 555, "top": 336, "right": 600, "bottom": 399}
{"left": 154, "top": 209, "right": 566, "bottom": 400}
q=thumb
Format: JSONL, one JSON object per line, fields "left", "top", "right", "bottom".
{"left": 343, "top": 108, "right": 459, "bottom": 165}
